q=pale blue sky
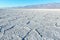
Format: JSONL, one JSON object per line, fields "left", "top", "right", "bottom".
{"left": 0, "top": 0, "right": 60, "bottom": 8}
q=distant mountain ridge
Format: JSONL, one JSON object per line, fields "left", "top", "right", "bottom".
{"left": 1, "top": 3, "right": 60, "bottom": 9}
{"left": 22, "top": 3, "right": 60, "bottom": 9}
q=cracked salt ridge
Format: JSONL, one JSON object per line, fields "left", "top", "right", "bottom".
{"left": 22, "top": 22, "right": 38, "bottom": 40}
{"left": 25, "top": 30, "right": 42, "bottom": 40}
{"left": 2, "top": 17, "right": 21, "bottom": 34}
{"left": 22, "top": 26, "right": 42, "bottom": 40}
{"left": 22, "top": 29, "right": 31, "bottom": 40}
{"left": 3, "top": 25, "right": 29, "bottom": 37}
{"left": 0, "top": 26, "right": 2, "bottom": 32}
{"left": 35, "top": 29, "right": 42, "bottom": 37}
{"left": 0, "top": 17, "right": 2, "bottom": 19}
{"left": 26, "top": 21, "right": 30, "bottom": 24}
{"left": 36, "top": 26, "right": 60, "bottom": 40}
{"left": 4, "top": 25, "right": 15, "bottom": 34}
{"left": 16, "top": 26, "right": 31, "bottom": 37}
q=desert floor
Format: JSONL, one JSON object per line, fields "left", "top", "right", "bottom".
{"left": 0, "top": 9, "right": 60, "bottom": 40}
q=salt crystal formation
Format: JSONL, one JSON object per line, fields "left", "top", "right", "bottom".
{"left": 0, "top": 9, "right": 60, "bottom": 40}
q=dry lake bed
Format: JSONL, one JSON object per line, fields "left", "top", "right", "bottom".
{"left": 0, "top": 9, "right": 60, "bottom": 40}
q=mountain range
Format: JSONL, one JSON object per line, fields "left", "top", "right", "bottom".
{"left": 22, "top": 3, "right": 60, "bottom": 9}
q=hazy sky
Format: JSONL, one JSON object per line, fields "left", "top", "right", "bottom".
{"left": 0, "top": 0, "right": 60, "bottom": 8}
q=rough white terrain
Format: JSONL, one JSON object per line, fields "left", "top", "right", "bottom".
{"left": 0, "top": 9, "right": 60, "bottom": 40}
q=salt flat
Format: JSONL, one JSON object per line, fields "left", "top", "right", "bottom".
{"left": 0, "top": 9, "right": 60, "bottom": 40}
